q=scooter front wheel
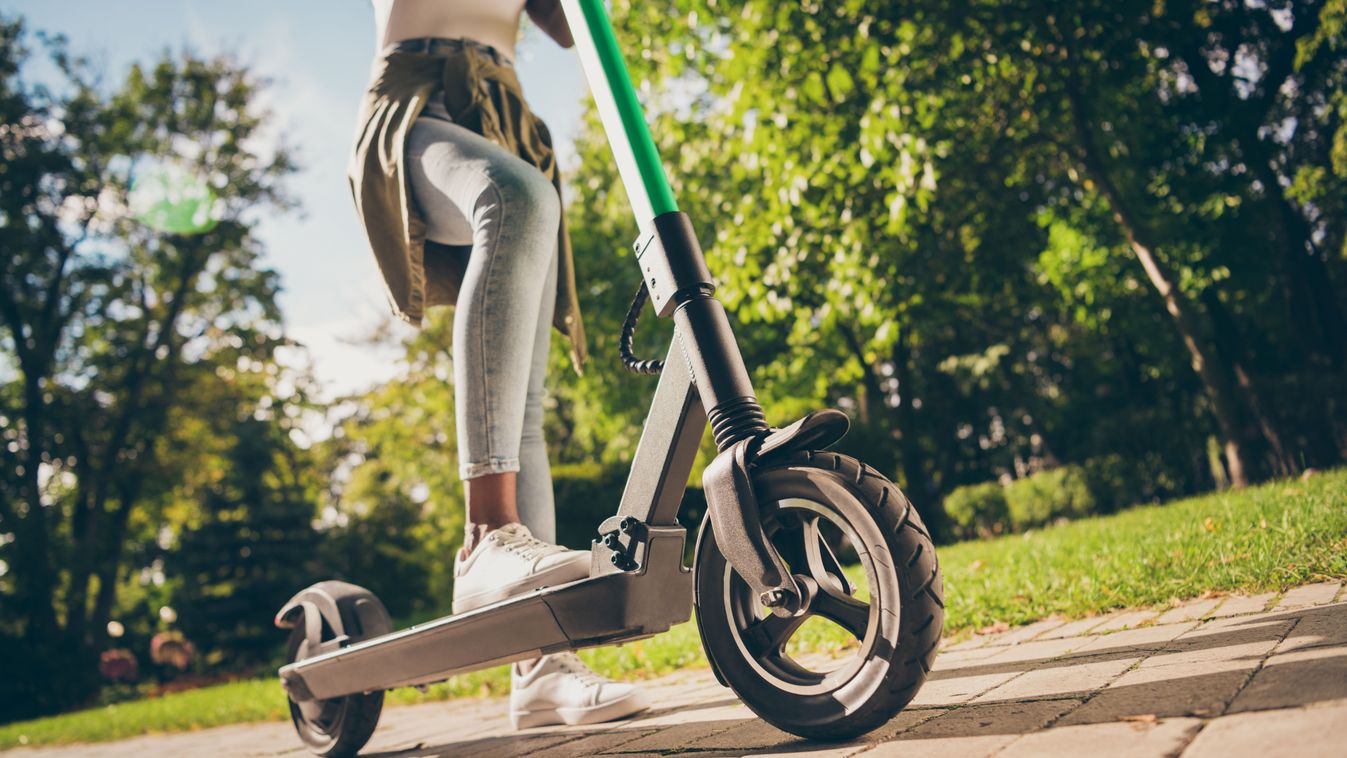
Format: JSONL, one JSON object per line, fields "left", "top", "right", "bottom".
{"left": 693, "top": 449, "right": 944, "bottom": 741}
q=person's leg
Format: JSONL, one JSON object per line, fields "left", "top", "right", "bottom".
{"left": 405, "top": 98, "right": 648, "bottom": 729}
{"left": 405, "top": 107, "right": 559, "bottom": 556}
{"left": 514, "top": 243, "right": 559, "bottom": 544}
{"left": 463, "top": 473, "right": 519, "bottom": 555}
{"left": 510, "top": 249, "right": 558, "bottom": 679}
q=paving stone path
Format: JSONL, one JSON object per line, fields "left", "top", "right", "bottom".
{"left": 8, "top": 580, "right": 1346, "bottom": 757}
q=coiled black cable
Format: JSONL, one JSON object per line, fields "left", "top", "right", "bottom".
{"left": 619, "top": 281, "right": 665, "bottom": 375}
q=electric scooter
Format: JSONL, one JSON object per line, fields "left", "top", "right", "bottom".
{"left": 275, "top": 2, "right": 944, "bottom": 754}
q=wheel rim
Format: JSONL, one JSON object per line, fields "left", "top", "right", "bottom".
{"left": 286, "top": 626, "right": 352, "bottom": 750}
{"left": 291, "top": 697, "right": 346, "bottom": 741}
{"left": 720, "top": 496, "right": 885, "bottom": 696}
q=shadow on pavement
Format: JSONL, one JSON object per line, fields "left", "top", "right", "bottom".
{"left": 362, "top": 603, "right": 1347, "bottom": 757}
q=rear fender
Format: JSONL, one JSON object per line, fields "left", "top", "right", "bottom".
{"left": 275, "top": 580, "right": 393, "bottom": 652}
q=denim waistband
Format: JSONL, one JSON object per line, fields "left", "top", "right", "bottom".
{"left": 387, "top": 36, "right": 514, "bottom": 67}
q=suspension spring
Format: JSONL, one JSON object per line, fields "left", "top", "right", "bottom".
{"left": 708, "top": 396, "right": 770, "bottom": 451}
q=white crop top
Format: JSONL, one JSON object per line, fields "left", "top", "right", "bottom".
{"left": 372, "top": 0, "right": 529, "bottom": 59}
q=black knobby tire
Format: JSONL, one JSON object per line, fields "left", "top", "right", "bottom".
{"left": 285, "top": 625, "right": 384, "bottom": 758}
{"left": 694, "top": 449, "right": 944, "bottom": 741}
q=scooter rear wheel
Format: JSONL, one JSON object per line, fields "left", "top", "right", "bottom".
{"left": 285, "top": 624, "right": 383, "bottom": 757}
{"left": 694, "top": 449, "right": 944, "bottom": 741}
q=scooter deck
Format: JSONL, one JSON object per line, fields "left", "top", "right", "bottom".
{"left": 280, "top": 528, "right": 692, "bottom": 702}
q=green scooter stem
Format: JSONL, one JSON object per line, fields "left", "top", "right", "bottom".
{"left": 560, "top": 0, "right": 678, "bottom": 226}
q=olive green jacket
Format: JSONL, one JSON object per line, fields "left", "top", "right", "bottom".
{"left": 348, "top": 43, "right": 587, "bottom": 374}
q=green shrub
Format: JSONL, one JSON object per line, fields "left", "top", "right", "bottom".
{"left": 552, "top": 462, "right": 628, "bottom": 550}
{"left": 1005, "top": 465, "right": 1098, "bottom": 529}
{"left": 943, "top": 482, "right": 1010, "bottom": 539}
{"left": 1080, "top": 454, "right": 1131, "bottom": 513}
{"left": 1077, "top": 453, "right": 1184, "bottom": 514}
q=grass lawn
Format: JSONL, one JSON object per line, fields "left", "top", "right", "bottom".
{"left": 3, "top": 467, "right": 1344, "bottom": 748}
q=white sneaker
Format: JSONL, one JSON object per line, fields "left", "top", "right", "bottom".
{"left": 451, "top": 523, "right": 591, "bottom": 615}
{"left": 509, "top": 652, "right": 649, "bottom": 729}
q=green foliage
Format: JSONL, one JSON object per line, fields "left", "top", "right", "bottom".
{"left": 1081, "top": 454, "right": 1136, "bottom": 514}
{"left": 943, "top": 482, "right": 1010, "bottom": 539}
{"left": 949, "top": 454, "right": 1192, "bottom": 539}
{"left": 551, "top": 462, "right": 627, "bottom": 550}
{"left": 1004, "top": 466, "right": 1098, "bottom": 530}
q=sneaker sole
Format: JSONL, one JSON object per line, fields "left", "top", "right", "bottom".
{"left": 509, "top": 689, "right": 649, "bottom": 730}
{"left": 452, "top": 551, "right": 591, "bottom": 615}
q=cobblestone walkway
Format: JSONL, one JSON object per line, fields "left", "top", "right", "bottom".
{"left": 8, "top": 581, "right": 1346, "bottom": 757}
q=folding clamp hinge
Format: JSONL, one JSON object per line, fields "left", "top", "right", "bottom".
{"left": 597, "top": 516, "right": 648, "bottom": 572}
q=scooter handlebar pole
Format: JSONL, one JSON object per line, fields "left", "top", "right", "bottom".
{"left": 559, "top": 0, "right": 678, "bottom": 230}
{"left": 560, "top": 0, "right": 764, "bottom": 437}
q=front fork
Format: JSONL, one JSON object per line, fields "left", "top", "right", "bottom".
{"left": 640, "top": 212, "right": 851, "bottom": 616}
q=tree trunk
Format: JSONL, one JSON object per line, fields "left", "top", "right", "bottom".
{"left": 1066, "top": 86, "right": 1260, "bottom": 486}
{"left": 836, "top": 322, "right": 885, "bottom": 427}
{"left": 13, "top": 376, "right": 61, "bottom": 641}
{"left": 1202, "top": 289, "right": 1297, "bottom": 475}
{"left": 892, "top": 328, "right": 950, "bottom": 538}
{"left": 88, "top": 457, "right": 149, "bottom": 645}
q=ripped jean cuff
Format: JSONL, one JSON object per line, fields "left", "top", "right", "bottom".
{"left": 460, "top": 456, "right": 522, "bottom": 480}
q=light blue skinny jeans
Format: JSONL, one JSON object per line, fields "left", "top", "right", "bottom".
{"left": 405, "top": 94, "right": 560, "bottom": 543}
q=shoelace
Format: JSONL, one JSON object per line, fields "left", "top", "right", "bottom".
{"left": 492, "top": 524, "right": 569, "bottom": 562}
{"left": 549, "top": 652, "right": 606, "bottom": 685}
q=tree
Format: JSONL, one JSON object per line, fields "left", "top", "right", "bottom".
{"left": 0, "top": 18, "right": 294, "bottom": 718}
{"left": 557, "top": 0, "right": 1345, "bottom": 523}
{"left": 1152, "top": 0, "right": 1347, "bottom": 367}
{"left": 168, "top": 415, "right": 322, "bottom": 667}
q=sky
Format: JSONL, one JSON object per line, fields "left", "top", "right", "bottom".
{"left": 4, "top": 0, "right": 592, "bottom": 400}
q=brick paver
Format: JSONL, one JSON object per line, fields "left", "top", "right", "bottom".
{"left": 1074, "top": 621, "right": 1197, "bottom": 654}
{"left": 4, "top": 581, "right": 1344, "bottom": 758}
{"left": 1090, "top": 609, "right": 1160, "bottom": 634}
{"left": 1037, "top": 615, "right": 1110, "bottom": 639}
{"left": 1272, "top": 603, "right": 1347, "bottom": 653}
{"left": 1207, "top": 591, "right": 1277, "bottom": 618}
{"left": 999, "top": 717, "right": 1204, "bottom": 758}
{"left": 1153, "top": 597, "right": 1222, "bottom": 625}
{"left": 1274, "top": 581, "right": 1341, "bottom": 609}
{"left": 986, "top": 617, "right": 1067, "bottom": 647}
{"left": 1226, "top": 644, "right": 1347, "bottom": 712}
{"left": 1182, "top": 699, "right": 1347, "bottom": 757}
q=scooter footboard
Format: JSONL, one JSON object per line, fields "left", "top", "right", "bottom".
{"left": 281, "top": 527, "right": 691, "bottom": 702}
